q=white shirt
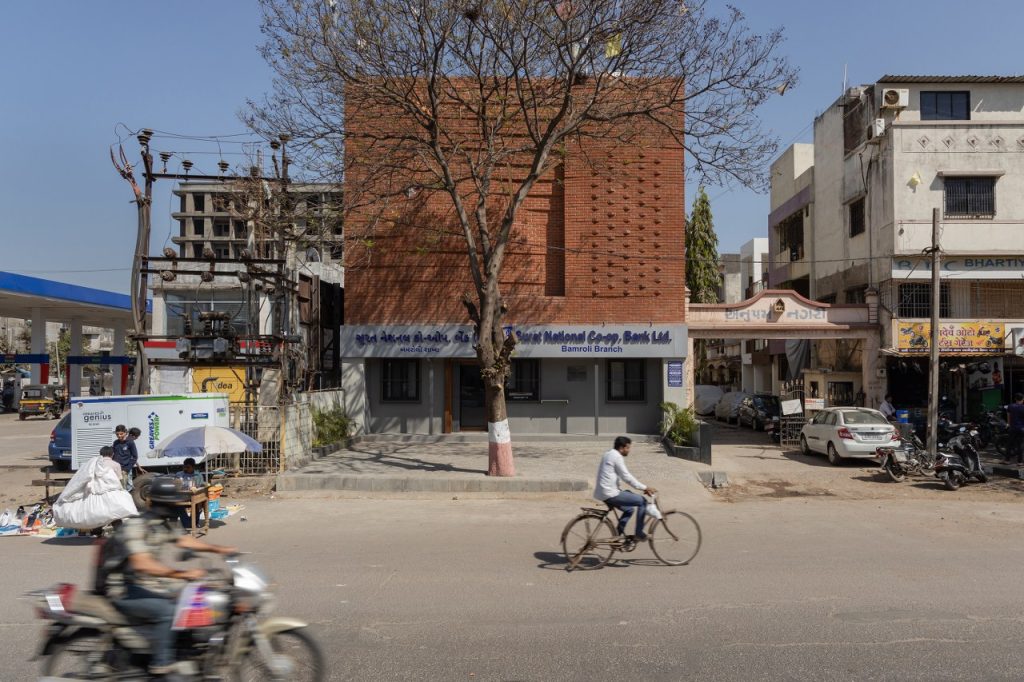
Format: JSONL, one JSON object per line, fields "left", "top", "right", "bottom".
{"left": 593, "top": 449, "right": 646, "bottom": 501}
{"left": 880, "top": 400, "right": 896, "bottom": 419}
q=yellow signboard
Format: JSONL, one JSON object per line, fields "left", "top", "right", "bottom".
{"left": 191, "top": 367, "right": 247, "bottom": 403}
{"left": 897, "top": 322, "right": 1005, "bottom": 354}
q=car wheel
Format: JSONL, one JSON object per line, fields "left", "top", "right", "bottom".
{"left": 827, "top": 442, "right": 843, "bottom": 466}
{"left": 800, "top": 435, "right": 811, "bottom": 455}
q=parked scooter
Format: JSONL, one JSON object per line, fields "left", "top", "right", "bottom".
{"left": 934, "top": 430, "right": 988, "bottom": 491}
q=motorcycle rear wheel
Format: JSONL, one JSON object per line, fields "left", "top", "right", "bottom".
{"left": 233, "top": 628, "right": 325, "bottom": 682}
{"left": 42, "top": 630, "right": 120, "bottom": 680}
{"left": 884, "top": 460, "right": 906, "bottom": 482}
{"left": 940, "top": 471, "right": 960, "bottom": 491}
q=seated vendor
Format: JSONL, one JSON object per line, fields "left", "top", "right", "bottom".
{"left": 173, "top": 458, "right": 206, "bottom": 529}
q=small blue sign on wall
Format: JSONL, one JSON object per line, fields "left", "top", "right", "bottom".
{"left": 667, "top": 361, "right": 684, "bottom": 388}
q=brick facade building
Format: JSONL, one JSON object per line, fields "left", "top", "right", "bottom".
{"left": 340, "top": 92, "right": 690, "bottom": 435}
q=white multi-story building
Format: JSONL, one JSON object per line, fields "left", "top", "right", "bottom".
{"left": 770, "top": 75, "right": 1024, "bottom": 420}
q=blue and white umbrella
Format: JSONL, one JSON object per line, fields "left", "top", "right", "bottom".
{"left": 153, "top": 426, "right": 263, "bottom": 458}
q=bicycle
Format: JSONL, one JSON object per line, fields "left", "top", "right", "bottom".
{"left": 560, "top": 495, "right": 701, "bottom": 571}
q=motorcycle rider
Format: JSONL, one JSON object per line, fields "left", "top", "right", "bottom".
{"left": 102, "top": 475, "right": 237, "bottom": 678}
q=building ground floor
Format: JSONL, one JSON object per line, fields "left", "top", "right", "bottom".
{"left": 339, "top": 323, "right": 689, "bottom": 436}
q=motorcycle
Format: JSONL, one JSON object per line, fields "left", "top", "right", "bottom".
{"left": 977, "top": 409, "right": 1009, "bottom": 456}
{"left": 875, "top": 431, "right": 934, "bottom": 482}
{"left": 766, "top": 415, "right": 781, "bottom": 444}
{"left": 934, "top": 430, "right": 988, "bottom": 491}
{"left": 30, "top": 553, "right": 325, "bottom": 681}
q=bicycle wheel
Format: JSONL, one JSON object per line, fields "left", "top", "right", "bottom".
{"left": 649, "top": 510, "right": 702, "bottom": 566}
{"left": 561, "top": 513, "right": 618, "bottom": 570}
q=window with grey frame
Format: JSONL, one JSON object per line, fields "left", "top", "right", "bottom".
{"left": 944, "top": 177, "right": 996, "bottom": 219}
{"left": 381, "top": 359, "right": 419, "bottom": 402}
{"left": 607, "top": 359, "right": 645, "bottom": 402}
{"left": 897, "top": 282, "right": 951, "bottom": 318}
{"left": 506, "top": 359, "right": 539, "bottom": 401}
{"left": 848, "top": 197, "right": 865, "bottom": 237}
{"left": 920, "top": 91, "right": 970, "bottom": 121}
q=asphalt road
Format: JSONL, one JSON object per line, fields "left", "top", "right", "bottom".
{"left": 0, "top": 411, "right": 55, "bottom": 468}
{"left": 2, "top": 489, "right": 1024, "bottom": 681}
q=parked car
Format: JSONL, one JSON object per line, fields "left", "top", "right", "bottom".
{"left": 738, "top": 394, "right": 782, "bottom": 431}
{"left": 800, "top": 407, "right": 898, "bottom": 465}
{"left": 694, "top": 385, "right": 725, "bottom": 416}
{"left": 715, "top": 391, "right": 750, "bottom": 424}
{"left": 48, "top": 412, "right": 72, "bottom": 471}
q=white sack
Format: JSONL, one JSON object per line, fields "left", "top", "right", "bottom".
{"left": 53, "top": 457, "right": 136, "bottom": 529}
{"left": 52, "top": 490, "right": 137, "bottom": 529}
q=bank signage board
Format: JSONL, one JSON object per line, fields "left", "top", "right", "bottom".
{"left": 892, "top": 257, "right": 1024, "bottom": 280}
{"left": 896, "top": 321, "right": 1006, "bottom": 354}
{"left": 340, "top": 324, "right": 688, "bottom": 358}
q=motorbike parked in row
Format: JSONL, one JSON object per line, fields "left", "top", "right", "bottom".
{"left": 935, "top": 430, "right": 988, "bottom": 490}
{"left": 875, "top": 430, "right": 934, "bottom": 482}
{"left": 29, "top": 552, "right": 325, "bottom": 681}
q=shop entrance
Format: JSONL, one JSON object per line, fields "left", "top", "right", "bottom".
{"left": 457, "top": 362, "right": 486, "bottom": 431}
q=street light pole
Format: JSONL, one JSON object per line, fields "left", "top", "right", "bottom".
{"left": 927, "top": 207, "right": 941, "bottom": 455}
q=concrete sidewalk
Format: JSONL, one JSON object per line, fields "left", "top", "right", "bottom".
{"left": 277, "top": 434, "right": 714, "bottom": 495}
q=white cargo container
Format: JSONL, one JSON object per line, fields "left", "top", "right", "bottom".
{"left": 70, "top": 394, "right": 230, "bottom": 470}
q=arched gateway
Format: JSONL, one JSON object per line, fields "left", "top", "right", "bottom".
{"left": 684, "top": 289, "right": 882, "bottom": 410}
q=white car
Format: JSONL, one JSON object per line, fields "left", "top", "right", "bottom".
{"left": 715, "top": 391, "right": 750, "bottom": 424}
{"left": 799, "top": 407, "right": 898, "bottom": 465}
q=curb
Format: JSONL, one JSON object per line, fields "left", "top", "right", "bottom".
{"left": 276, "top": 473, "right": 590, "bottom": 493}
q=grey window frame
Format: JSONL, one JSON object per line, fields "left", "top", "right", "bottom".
{"left": 943, "top": 176, "right": 996, "bottom": 220}
{"left": 381, "top": 359, "right": 420, "bottom": 403}
{"left": 606, "top": 359, "right": 646, "bottom": 402}
{"left": 506, "top": 359, "right": 540, "bottom": 402}
{"left": 848, "top": 197, "right": 866, "bottom": 237}
{"left": 920, "top": 91, "right": 970, "bottom": 121}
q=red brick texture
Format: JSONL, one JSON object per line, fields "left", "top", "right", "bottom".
{"left": 344, "top": 96, "right": 686, "bottom": 326}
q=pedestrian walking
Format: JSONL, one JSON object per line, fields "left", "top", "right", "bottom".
{"left": 1006, "top": 394, "right": 1024, "bottom": 466}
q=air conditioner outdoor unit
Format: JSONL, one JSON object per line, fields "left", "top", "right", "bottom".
{"left": 867, "top": 118, "right": 886, "bottom": 143}
{"left": 880, "top": 88, "right": 909, "bottom": 109}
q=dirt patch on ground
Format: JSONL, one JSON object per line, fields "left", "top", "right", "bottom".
{"left": 220, "top": 475, "right": 277, "bottom": 499}
{"left": 715, "top": 478, "right": 837, "bottom": 502}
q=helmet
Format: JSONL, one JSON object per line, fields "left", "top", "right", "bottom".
{"left": 147, "top": 476, "right": 189, "bottom": 506}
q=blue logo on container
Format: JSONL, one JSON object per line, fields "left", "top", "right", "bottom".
{"left": 191, "top": 412, "right": 209, "bottom": 420}
{"left": 147, "top": 412, "right": 160, "bottom": 449}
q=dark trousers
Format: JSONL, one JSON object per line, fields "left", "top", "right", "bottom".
{"left": 1010, "top": 429, "right": 1024, "bottom": 464}
{"left": 113, "top": 585, "right": 176, "bottom": 667}
{"left": 605, "top": 491, "right": 647, "bottom": 538}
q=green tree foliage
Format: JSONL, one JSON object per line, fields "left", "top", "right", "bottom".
{"left": 686, "top": 187, "right": 720, "bottom": 380}
{"left": 686, "top": 187, "right": 720, "bottom": 304}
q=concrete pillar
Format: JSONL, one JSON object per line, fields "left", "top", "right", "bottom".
{"left": 341, "top": 358, "right": 367, "bottom": 435}
{"left": 69, "top": 318, "right": 83, "bottom": 397}
{"left": 862, "top": 333, "right": 883, "bottom": 409}
{"left": 151, "top": 290, "right": 167, "bottom": 335}
{"left": 30, "top": 308, "right": 46, "bottom": 384}
{"left": 112, "top": 321, "right": 126, "bottom": 396}
{"left": 684, "top": 335, "right": 696, "bottom": 410}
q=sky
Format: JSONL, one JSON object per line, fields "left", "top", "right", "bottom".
{"left": 1, "top": 0, "right": 1022, "bottom": 293}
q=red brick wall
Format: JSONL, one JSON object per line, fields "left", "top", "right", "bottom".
{"left": 344, "top": 98, "right": 686, "bottom": 325}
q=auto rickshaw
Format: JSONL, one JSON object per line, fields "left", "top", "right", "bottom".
{"left": 18, "top": 384, "right": 65, "bottom": 420}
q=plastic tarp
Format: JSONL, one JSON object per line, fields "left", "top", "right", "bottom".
{"left": 694, "top": 385, "right": 725, "bottom": 416}
{"left": 52, "top": 457, "right": 138, "bottom": 529}
{"left": 715, "top": 391, "right": 750, "bottom": 420}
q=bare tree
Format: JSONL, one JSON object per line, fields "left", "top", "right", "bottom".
{"left": 247, "top": 0, "right": 796, "bottom": 476}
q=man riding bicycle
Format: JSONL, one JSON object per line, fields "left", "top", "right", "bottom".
{"left": 594, "top": 436, "right": 656, "bottom": 542}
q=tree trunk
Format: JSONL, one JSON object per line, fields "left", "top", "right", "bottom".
{"left": 484, "top": 379, "right": 515, "bottom": 477}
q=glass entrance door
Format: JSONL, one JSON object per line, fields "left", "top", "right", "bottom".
{"left": 458, "top": 364, "right": 486, "bottom": 431}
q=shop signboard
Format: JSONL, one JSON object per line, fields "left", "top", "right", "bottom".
{"left": 340, "top": 324, "right": 688, "bottom": 358}
{"left": 892, "top": 257, "right": 1024, "bottom": 280}
{"left": 895, "top": 322, "right": 1005, "bottom": 354}
{"left": 805, "top": 398, "right": 825, "bottom": 411}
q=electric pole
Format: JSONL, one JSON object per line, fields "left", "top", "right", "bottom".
{"left": 111, "top": 129, "right": 154, "bottom": 395}
{"left": 927, "top": 207, "right": 941, "bottom": 454}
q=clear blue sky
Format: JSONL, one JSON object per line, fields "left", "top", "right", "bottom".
{"left": 1, "top": 0, "right": 1021, "bottom": 292}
